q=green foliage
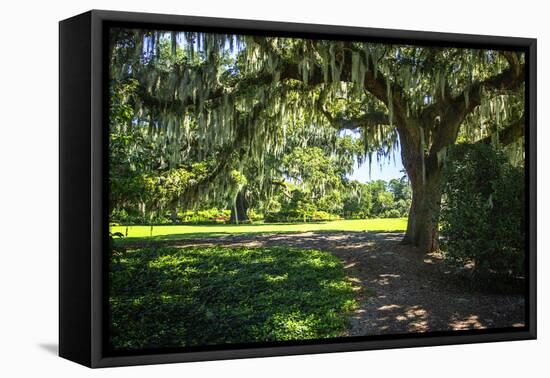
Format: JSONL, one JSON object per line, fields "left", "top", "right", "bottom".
{"left": 109, "top": 231, "right": 126, "bottom": 263}
{"left": 180, "top": 208, "right": 231, "bottom": 224}
{"left": 108, "top": 30, "right": 524, "bottom": 243}
{"left": 440, "top": 143, "right": 525, "bottom": 278}
{"left": 109, "top": 246, "right": 358, "bottom": 350}
{"left": 342, "top": 180, "right": 372, "bottom": 218}
{"left": 311, "top": 211, "right": 342, "bottom": 222}
{"left": 110, "top": 163, "right": 209, "bottom": 224}
{"left": 388, "top": 176, "right": 412, "bottom": 204}
{"left": 384, "top": 209, "right": 402, "bottom": 218}
{"left": 282, "top": 147, "right": 343, "bottom": 197}
{"left": 110, "top": 31, "right": 523, "bottom": 184}
{"left": 264, "top": 209, "right": 342, "bottom": 223}
{"left": 340, "top": 178, "right": 410, "bottom": 219}
{"left": 259, "top": 175, "right": 411, "bottom": 223}
{"left": 143, "top": 163, "right": 208, "bottom": 214}
{"left": 373, "top": 190, "right": 395, "bottom": 216}
{"left": 265, "top": 188, "right": 313, "bottom": 223}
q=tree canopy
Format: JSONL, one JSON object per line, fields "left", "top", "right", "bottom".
{"left": 108, "top": 28, "right": 525, "bottom": 252}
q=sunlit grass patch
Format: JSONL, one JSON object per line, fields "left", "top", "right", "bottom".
{"left": 109, "top": 246, "right": 358, "bottom": 351}
{"left": 111, "top": 218, "right": 407, "bottom": 242}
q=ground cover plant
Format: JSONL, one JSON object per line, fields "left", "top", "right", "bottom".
{"left": 110, "top": 246, "right": 357, "bottom": 350}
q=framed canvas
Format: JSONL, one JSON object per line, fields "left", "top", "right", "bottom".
{"left": 59, "top": 9, "right": 536, "bottom": 368}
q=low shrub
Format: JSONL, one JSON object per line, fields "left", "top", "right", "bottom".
{"left": 247, "top": 208, "right": 264, "bottom": 222}
{"left": 264, "top": 210, "right": 340, "bottom": 223}
{"left": 311, "top": 211, "right": 341, "bottom": 222}
{"left": 383, "top": 209, "right": 402, "bottom": 218}
{"left": 180, "top": 208, "right": 231, "bottom": 224}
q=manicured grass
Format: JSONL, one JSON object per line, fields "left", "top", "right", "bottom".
{"left": 111, "top": 218, "right": 407, "bottom": 241}
{"left": 109, "top": 246, "right": 358, "bottom": 350}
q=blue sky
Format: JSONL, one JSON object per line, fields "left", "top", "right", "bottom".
{"left": 348, "top": 148, "right": 405, "bottom": 183}
{"left": 338, "top": 129, "right": 405, "bottom": 183}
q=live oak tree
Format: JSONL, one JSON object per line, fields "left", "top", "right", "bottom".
{"left": 109, "top": 28, "right": 525, "bottom": 253}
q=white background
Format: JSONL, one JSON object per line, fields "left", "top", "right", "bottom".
{"left": 0, "top": 0, "right": 547, "bottom": 376}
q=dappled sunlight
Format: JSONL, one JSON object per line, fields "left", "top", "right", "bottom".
{"left": 351, "top": 302, "right": 431, "bottom": 334}
{"left": 117, "top": 230, "right": 526, "bottom": 340}
{"left": 109, "top": 245, "right": 357, "bottom": 350}
{"left": 403, "top": 306, "right": 429, "bottom": 333}
{"left": 263, "top": 273, "right": 289, "bottom": 283}
{"left": 378, "top": 304, "right": 401, "bottom": 311}
{"left": 449, "top": 315, "right": 486, "bottom": 331}
{"left": 375, "top": 273, "right": 401, "bottom": 286}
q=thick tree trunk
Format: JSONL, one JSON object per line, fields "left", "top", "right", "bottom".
{"left": 230, "top": 190, "right": 249, "bottom": 224}
{"left": 402, "top": 173, "right": 442, "bottom": 253}
{"left": 399, "top": 127, "right": 444, "bottom": 254}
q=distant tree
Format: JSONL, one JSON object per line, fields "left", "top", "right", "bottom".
{"left": 342, "top": 180, "right": 372, "bottom": 218}
{"left": 388, "top": 175, "right": 412, "bottom": 216}
{"left": 388, "top": 176, "right": 412, "bottom": 202}
{"left": 282, "top": 146, "right": 344, "bottom": 212}
{"left": 283, "top": 188, "right": 317, "bottom": 222}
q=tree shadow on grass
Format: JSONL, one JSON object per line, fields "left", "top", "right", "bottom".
{"left": 116, "top": 229, "right": 407, "bottom": 249}
{"left": 109, "top": 246, "right": 358, "bottom": 352}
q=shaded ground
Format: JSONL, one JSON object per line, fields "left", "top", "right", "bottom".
{"left": 124, "top": 231, "right": 525, "bottom": 336}
{"left": 110, "top": 246, "right": 356, "bottom": 349}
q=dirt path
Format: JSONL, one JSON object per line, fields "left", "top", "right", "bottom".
{"left": 132, "top": 231, "right": 526, "bottom": 336}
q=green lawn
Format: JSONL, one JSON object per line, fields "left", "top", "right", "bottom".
{"left": 109, "top": 246, "right": 358, "bottom": 350}
{"left": 111, "top": 218, "right": 407, "bottom": 241}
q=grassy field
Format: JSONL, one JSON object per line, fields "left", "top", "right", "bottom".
{"left": 109, "top": 246, "right": 357, "bottom": 350}
{"left": 111, "top": 218, "right": 408, "bottom": 241}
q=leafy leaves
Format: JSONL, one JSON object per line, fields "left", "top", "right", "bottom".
{"left": 109, "top": 246, "right": 357, "bottom": 350}
{"left": 440, "top": 143, "right": 525, "bottom": 279}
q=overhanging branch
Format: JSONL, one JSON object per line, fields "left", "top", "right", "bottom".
{"left": 422, "top": 61, "right": 525, "bottom": 158}
{"left": 320, "top": 107, "right": 390, "bottom": 131}
{"left": 479, "top": 115, "right": 525, "bottom": 146}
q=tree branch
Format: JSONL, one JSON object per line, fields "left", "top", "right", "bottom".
{"left": 422, "top": 62, "right": 525, "bottom": 162}
{"left": 270, "top": 179, "right": 293, "bottom": 199}
{"left": 420, "top": 63, "right": 525, "bottom": 128}
{"left": 502, "top": 51, "right": 522, "bottom": 78}
{"left": 320, "top": 108, "right": 389, "bottom": 131}
{"left": 478, "top": 115, "right": 525, "bottom": 146}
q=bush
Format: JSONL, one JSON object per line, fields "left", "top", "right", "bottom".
{"left": 311, "top": 211, "right": 337, "bottom": 222}
{"left": 440, "top": 143, "right": 525, "bottom": 279}
{"left": 180, "top": 208, "right": 230, "bottom": 224}
{"left": 247, "top": 208, "right": 264, "bottom": 222}
{"left": 264, "top": 210, "right": 341, "bottom": 223}
{"left": 110, "top": 208, "right": 146, "bottom": 225}
{"left": 384, "top": 209, "right": 401, "bottom": 218}
{"left": 264, "top": 211, "right": 296, "bottom": 223}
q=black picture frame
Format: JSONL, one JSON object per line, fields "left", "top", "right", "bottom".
{"left": 59, "top": 9, "right": 537, "bottom": 368}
